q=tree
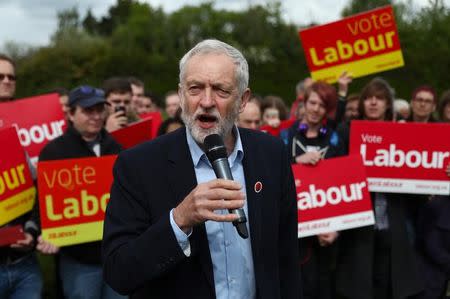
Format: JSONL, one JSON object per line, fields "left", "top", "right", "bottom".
{"left": 11, "top": 0, "right": 450, "bottom": 106}
{"left": 82, "top": 0, "right": 135, "bottom": 36}
{"left": 341, "top": 0, "right": 393, "bottom": 17}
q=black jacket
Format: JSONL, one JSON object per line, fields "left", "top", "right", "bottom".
{"left": 102, "top": 127, "right": 300, "bottom": 298}
{"left": 416, "top": 196, "right": 450, "bottom": 299}
{"left": 286, "top": 120, "right": 345, "bottom": 163}
{"left": 37, "top": 125, "right": 122, "bottom": 265}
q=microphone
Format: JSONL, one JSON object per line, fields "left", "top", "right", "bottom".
{"left": 203, "top": 134, "right": 249, "bottom": 239}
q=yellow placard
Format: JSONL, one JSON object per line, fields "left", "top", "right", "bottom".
{"left": 0, "top": 187, "right": 36, "bottom": 226}
{"left": 311, "top": 50, "right": 404, "bottom": 84}
{"left": 41, "top": 220, "right": 104, "bottom": 247}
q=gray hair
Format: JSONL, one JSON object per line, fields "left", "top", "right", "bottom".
{"left": 394, "top": 98, "right": 410, "bottom": 112}
{"left": 179, "top": 39, "right": 249, "bottom": 96}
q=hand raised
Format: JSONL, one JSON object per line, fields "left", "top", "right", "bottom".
{"left": 105, "top": 112, "right": 127, "bottom": 132}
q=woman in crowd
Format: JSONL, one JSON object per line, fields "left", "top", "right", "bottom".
{"left": 335, "top": 77, "right": 423, "bottom": 299}
{"left": 286, "top": 81, "right": 344, "bottom": 299}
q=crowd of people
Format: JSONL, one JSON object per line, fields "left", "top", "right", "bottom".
{"left": 0, "top": 37, "right": 449, "bottom": 299}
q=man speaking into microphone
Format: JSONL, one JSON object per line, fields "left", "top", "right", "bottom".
{"left": 102, "top": 39, "right": 300, "bottom": 299}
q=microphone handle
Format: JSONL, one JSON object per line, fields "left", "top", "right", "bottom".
{"left": 211, "top": 159, "right": 249, "bottom": 239}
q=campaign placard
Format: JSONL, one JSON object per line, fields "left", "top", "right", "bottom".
{"left": 111, "top": 118, "right": 152, "bottom": 149}
{"left": 0, "top": 127, "right": 36, "bottom": 226}
{"left": 0, "top": 93, "right": 66, "bottom": 164}
{"left": 293, "top": 155, "right": 374, "bottom": 238}
{"left": 299, "top": 5, "right": 403, "bottom": 83}
{"left": 350, "top": 121, "right": 450, "bottom": 194}
{"left": 0, "top": 225, "right": 25, "bottom": 246}
{"left": 37, "top": 155, "right": 116, "bottom": 246}
{"left": 139, "top": 111, "right": 163, "bottom": 139}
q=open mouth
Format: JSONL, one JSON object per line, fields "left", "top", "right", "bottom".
{"left": 197, "top": 114, "right": 217, "bottom": 122}
{"left": 196, "top": 114, "right": 218, "bottom": 129}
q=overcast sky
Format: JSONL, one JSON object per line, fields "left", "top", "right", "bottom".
{"left": 0, "top": 0, "right": 444, "bottom": 50}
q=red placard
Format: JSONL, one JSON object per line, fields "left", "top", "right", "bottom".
{"left": 0, "top": 127, "right": 36, "bottom": 226}
{"left": 0, "top": 225, "right": 25, "bottom": 247}
{"left": 299, "top": 5, "right": 403, "bottom": 83}
{"left": 0, "top": 94, "right": 66, "bottom": 164}
{"left": 139, "top": 111, "right": 163, "bottom": 139}
{"left": 37, "top": 155, "right": 116, "bottom": 246}
{"left": 293, "top": 155, "right": 374, "bottom": 238}
{"left": 350, "top": 121, "right": 450, "bottom": 194}
{"left": 111, "top": 118, "right": 152, "bottom": 149}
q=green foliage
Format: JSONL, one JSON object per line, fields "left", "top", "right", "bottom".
{"left": 8, "top": 0, "right": 450, "bottom": 105}
{"left": 341, "top": 0, "right": 394, "bottom": 17}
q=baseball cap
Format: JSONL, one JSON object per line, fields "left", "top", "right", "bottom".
{"left": 69, "top": 85, "right": 107, "bottom": 108}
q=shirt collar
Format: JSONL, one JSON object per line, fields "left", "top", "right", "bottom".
{"left": 186, "top": 126, "right": 244, "bottom": 168}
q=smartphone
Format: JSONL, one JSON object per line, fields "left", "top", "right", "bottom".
{"left": 114, "top": 106, "right": 126, "bottom": 114}
{"left": 0, "top": 225, "right": 25, "bottom": 247}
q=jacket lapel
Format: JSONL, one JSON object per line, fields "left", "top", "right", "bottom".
{"left": 240, "top": 129, "right": 262, "bottom": 283}
{"left": 167, "top": 129, "right": 215, "bottom": 291}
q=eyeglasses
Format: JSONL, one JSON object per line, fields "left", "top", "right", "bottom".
{"left": 413, "top": 97, "right": 434, "bottom": 105}
{"left": 78, "top": 85, "right": 104, "bottom": 97}
{"left": 0, "top": 73, "right": 16, "bottom": 81}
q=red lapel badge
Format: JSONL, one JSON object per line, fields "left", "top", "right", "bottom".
{"left": 254, "top": 181, "right": 262, "bottom": 193}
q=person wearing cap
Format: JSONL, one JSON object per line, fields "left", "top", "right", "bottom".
{"left": 35, "top": 85, "right": 124, "bottom": 299}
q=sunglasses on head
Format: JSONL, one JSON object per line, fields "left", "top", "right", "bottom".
{"left": 79, "top": 85, "right": 104, "bottom": 97}
{"left": 0, "top": 73, "right": 16, "bottom": 81}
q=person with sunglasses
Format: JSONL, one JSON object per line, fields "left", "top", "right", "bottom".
{"left": 0, "top": 54, "right": 17, "bottom": 102}
{"left": 0, "top": 53, "right": 43, "bottom": 299}
{"left": 35, "top": 85, "right": 124, "bottom": 299}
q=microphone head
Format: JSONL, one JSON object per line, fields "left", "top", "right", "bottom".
{"left": 204, "top": 134, "right": 227, "bottom": 162}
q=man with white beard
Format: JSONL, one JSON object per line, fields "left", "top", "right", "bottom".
{"left": 102, "top": 39, "right": 301, "bottom": 299}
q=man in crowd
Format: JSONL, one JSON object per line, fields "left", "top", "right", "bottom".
{"left": 290, "top": 77, "right": 313, "bottom": 119}
{"left": 102, "top": 39, "right": 300, "bottom": 298}
{"left": 408, "top": 86, "right": 437, "bottom": 123}
{"left": 237, "top": 97, "right": 261, "bottom": 130}
{"left": 128, "top": 76, "right": 145, "bottom": 114}
{"left": 51, "top": 87, "right": 70, "bottom": 118}
{"left": 136, "top": 91, "right": 157, "bottom": 115}
{"left": 104, "top": 77, "right": 137, "bottom": 132}
{"left": 164, "top": 90, "right": 181, "bottom": 118}
{"left": 0, "top": 54, "right": 17, "bottom": 102}
{"left": 0, "top": 53, "right": 42, "bottom": 299}
{"left": 37, "top": 85, "right": 124, "bottom": 299}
